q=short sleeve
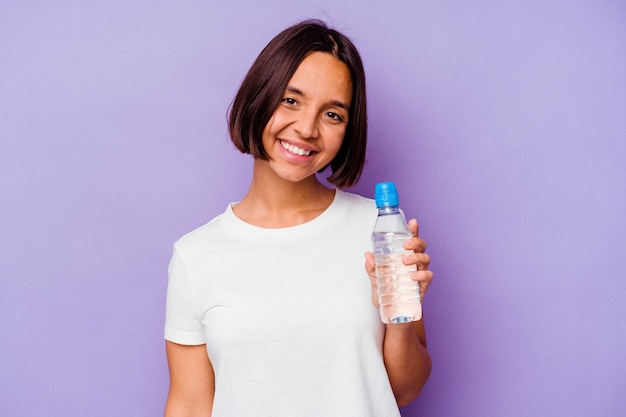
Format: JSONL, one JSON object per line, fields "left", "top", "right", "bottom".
{"left": 164, "top": 245, "right": 206, "bottom": 345}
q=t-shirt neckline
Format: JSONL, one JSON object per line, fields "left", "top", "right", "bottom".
{"left": 222, "top": 189, "right": 347, "bottom": 238}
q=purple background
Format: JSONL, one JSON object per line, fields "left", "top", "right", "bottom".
{"left": 2, "top": 1, "right": 625, "bottom": 416}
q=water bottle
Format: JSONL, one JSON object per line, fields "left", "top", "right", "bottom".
{"left": 372, "top": 182, "right": 422, "bottom": 324}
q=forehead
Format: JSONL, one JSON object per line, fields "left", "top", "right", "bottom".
{"left": 288, "top": 52, "right": 353, "bottom": 105}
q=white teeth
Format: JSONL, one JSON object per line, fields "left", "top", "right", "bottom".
{"left": 280, "top": 140, "right": 311, "bottom": 156}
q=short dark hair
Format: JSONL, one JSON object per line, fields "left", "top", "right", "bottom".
{"left": 228, "top": 19, "right": 367, "bottom": 188}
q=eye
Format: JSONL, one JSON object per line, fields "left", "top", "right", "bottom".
{"left": 281, "top": 97, "right": 298, "bottom": 106}
{"left": 325, "top": 111, "right": 346, "bottom": 123}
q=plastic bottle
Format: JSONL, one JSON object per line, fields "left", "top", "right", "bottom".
{"left": 371, "top": 181, "right": 422, "bottom": 324}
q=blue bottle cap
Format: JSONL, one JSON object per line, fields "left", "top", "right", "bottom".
{"left": 374, "top": 181, "right": 399, "bottom": 208}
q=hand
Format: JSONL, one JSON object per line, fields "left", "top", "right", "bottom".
{"left": 365, "top": 218, "right": 434, "bottom": 307}
{"left": 404, "top": 218, "right": 433, "bottom": 301}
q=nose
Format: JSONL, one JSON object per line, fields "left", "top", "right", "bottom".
{"left": 293, "top": 108, "right": 319, "bottom": 140}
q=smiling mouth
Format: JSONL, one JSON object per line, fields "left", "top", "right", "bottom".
{"left": 279, "top": 140, "right": 313, "bottom": 156}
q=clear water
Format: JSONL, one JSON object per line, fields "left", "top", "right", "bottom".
{"left": 373, "top": 232, "right": 422, "bottom": 324}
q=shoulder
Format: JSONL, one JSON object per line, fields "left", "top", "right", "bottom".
{"left": 336, "top": 189, "right": 376, "bottom": 211}
{"left": 173, "top": 211, "right": 228, "bottom": 256}
{"left": 332, "top": 190, "right": 377, "bottom": 230}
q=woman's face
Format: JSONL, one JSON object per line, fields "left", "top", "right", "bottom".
{"left": 260, "top": 52, "right": 353, "bottom": 184}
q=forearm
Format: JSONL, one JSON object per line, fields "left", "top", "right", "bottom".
{"left": 164, "top": 402, "right": 212, "bottom": 417}
{"left": 383, "top": 319, "right": 432, "bottom": 407}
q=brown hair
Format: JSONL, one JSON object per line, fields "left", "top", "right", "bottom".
{"left": 228, "top": 19, "right": 367, "bottom": 188}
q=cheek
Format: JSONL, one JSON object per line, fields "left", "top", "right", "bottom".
{"left": 264, "top": 108, "right": 291, "bottom": 138}
{"left": 328, "top": 127, "right": 347, "bottom": 153}
{"left": 262, "top": 115, "right": 278, "bottom": 143}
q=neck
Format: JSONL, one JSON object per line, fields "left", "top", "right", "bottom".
{"left": 232, "top": 160, "right": 337, "bottom": 228}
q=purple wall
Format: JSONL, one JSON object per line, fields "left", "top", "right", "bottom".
{"left": 2, "top": 1, "right": 625, "bottom": 416}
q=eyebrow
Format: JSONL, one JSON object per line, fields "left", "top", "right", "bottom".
{"left": 286, "top": 86, "right": 351, "bottom": 111}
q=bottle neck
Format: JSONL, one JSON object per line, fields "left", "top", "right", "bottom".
{"left": 377, "top": 205, "right": 400, "bottom": 215}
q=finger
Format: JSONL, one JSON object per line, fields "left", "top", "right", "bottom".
{"left": 404, "top": 252, "right": 431, "bottom": 270}
{"left": 404, "top": 236, "right": 427, "bottom": 253}
{"left": 408, "top": 218, "right": 419, "bottom": 238}
{"left": 411, "top": 269, "right": 434, "bottom": 284}
{"left": 411, "top": 269, "right": 434, "bottom": 301}
{"left": 419, "top": 280, "right": 431, "bottom": 301}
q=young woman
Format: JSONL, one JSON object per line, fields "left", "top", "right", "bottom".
{"left": 164, "top": 20, "right": 433, "bottom": 417}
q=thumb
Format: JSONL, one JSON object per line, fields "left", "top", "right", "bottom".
{"left": 364, "top": 251, "right": 375, "bottom": 273}
{"left": 364, "top": 251, "right": 379, "bottom": 308}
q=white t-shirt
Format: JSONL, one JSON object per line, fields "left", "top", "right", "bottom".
{"left": 165, "top": 190, "right": 400, "bottom": 417}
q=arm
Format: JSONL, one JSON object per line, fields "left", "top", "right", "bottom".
{"left": 382, "top": 319, "right": 431, "bottom": 406}
{"left": 164, "top": 341, "right": 215, "bottom": 417}
{"left": 365, "top": 218, "right": 434, "bottom": 406}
